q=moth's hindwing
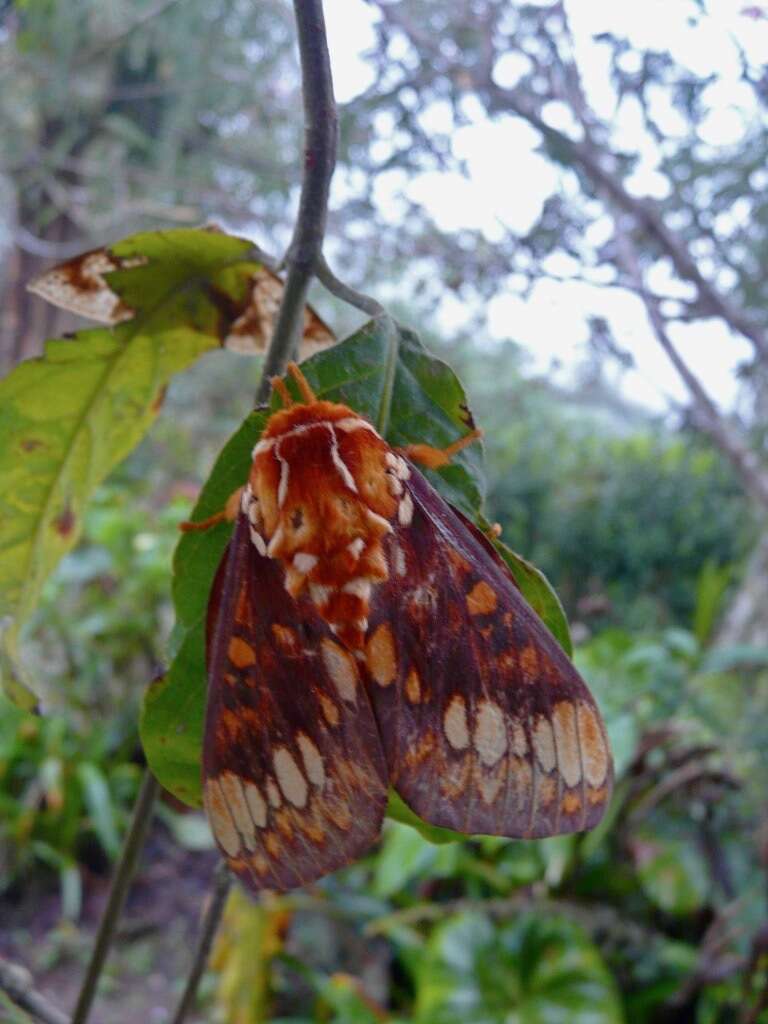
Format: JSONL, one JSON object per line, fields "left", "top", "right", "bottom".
{"left": 203, "top": 512, "right": 388, "bottom": 893}
{"left": 364, "top": 465, "right": 613, "bottom": 838}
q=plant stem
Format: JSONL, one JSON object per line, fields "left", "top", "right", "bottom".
{"left": 71, "top": 770, "right": 160, "bottom": 1024}
{"left": 0, "top": 956, "right": 69, "bottom": 1024}
{"left": 256, "top": 0, "right": 337, "bottom": 402}
{"left": 315, "top": 254, "right": 383, "bottom": 316}
{"left": 169, "top": 864, "right": 232, "bottom": 1024}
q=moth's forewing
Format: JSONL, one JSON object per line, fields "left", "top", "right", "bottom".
{"left": 203, "top": 513, "right": 388, "bottom": 893}
{"left": 363, "top": 466, "right": 613, "bottom": 838}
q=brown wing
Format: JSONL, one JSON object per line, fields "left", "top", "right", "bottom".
{"left": 203, "top": 513, "right": 388, "bottom": 893}
{"left": 363, "top": 466, "right": 613, "bottom": 838}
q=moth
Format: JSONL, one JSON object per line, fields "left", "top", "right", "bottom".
{"left": 183, "top": 363, "right": 613, "bottom": 893}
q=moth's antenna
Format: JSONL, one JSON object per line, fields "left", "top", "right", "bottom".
{"left": 287, "top": 361, "right": 316, "bottom": 404}
{"left": 271, "top": 375, "right": 294, "bottom": 408}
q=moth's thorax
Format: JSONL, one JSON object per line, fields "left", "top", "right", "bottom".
{"left": 245, "top": 400, "right": 412, "bottom": 649}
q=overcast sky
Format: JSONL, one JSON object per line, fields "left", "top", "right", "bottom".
{"left": 323, "top": 0, "right": 764, "bottom": 414}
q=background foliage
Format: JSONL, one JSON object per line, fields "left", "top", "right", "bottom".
{"left": 1, "top": 1, "right": 767, "bottom": 1023}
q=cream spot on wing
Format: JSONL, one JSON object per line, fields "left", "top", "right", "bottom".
{"left": 444, "top": 695, "right": 470, "bottom": 750}
{"left": 365, "top": 507, "right": 393, "bottom": 535}
{"left": 293, "top": 551, "right": 317, "bottom": 574}
{"left": 510, "top": 721, "right": 528, "bottom": 757}
{"left": 398, "top": 490, "right": 414, "bottom": 526}
{"left": 405, "top": 667, "right": 421, "bottom": 703}
{"left": 533, "top": 716, "right": 557, "bottom": 773}
{"left": 228, "top": 636, "right": 256, "bottom": 669}
{"left": 204, "top": 779, "right": 240, "bottom": 857}
{"left": 297, "top": 733, "right": 325, "bottom": 788}
{"left": 321, "top": 638, "right": 359, "bottom": 702}
{"left": 365, "top": 623, "right": 397, "bottom": 687}
{"left": 394, "top": 456, "right": 411, "bottom": 480}
{"left": 252, "top": 437, "right": 274, "bottom": 457}
{"left": 266, "top": 778, "right": 282, "bottom": 808}
{"left": 578, "top": 702, "right": 609, "bottom": 786}
{"left": 393, "top": 542, "right": 407, "bottom": 577}
{"left": 387, "top": 475, "right": 404, "bottom": 497}
{"left": 273, "top": 747, "right": 308, "bottom": 808}
{"left": 479, "top": 769, "right": 505, "bottom": 805}
{"left": 466, "top": 580, "right": 498, "bottom": 616}
{"left": 552, "top": 701, "right": 582, "bottom": 788}
{"left": 218, "top": 772, "right": 256, "bottom": 850}
{"left": 243, "top": 782, "right": 267, "bottom": 828}
{"left": 247, "top": 499, "right": 260, "bottom": 525}
{"left": 474, "top": 700, "right": 507, "bottom": 766}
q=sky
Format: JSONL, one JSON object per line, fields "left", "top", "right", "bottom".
{"left": 323, "top": 0, "right": 765, "bottom": 414}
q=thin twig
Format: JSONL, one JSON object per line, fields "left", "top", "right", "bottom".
{"left": 0, "top": 957, "right": 69, "bottom": 1024}
{"left": 315, "top": 254, "right": 383, "bottom": 316}
{"left": 169, "top": 864, "right": 232, "bottom": 1024}
{"left": 256, "top": 0, "right": 337, "bottom": 402}
{"left": 71, "top": 770, "right": 161, "bottom": 1024}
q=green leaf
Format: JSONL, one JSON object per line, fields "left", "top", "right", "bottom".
{"left": 373, "top": 820, "right": 461, "bottom": 897}
{"left": 77, "top": 761, "right": 121, "bottom": 858}
{"left": 0, "top": 325, "right": 213, "bottom": 701}
{"left": 1, "top": 226, "right": 307, "bottom": 703}
{"left": 141, "top": 316, "right": 572, "bottom": 808}
{"left": 634, "top": 835, "right": 708, "bottom": 915}
{"left": 489, "top": 532, "right": 572, "bottom": 657}
{"left": 415, "top": 912, "right": 624, "bottom": 1024}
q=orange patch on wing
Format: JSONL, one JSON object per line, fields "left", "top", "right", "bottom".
{"left": 587, "top": 785, "right": 608, "bottom": 806}
{"left": 405, "top": 667, "right": 421, "bottom": 703}
{"left": 229, "top": 635, "right": 257, "bottom": 669}
{"left": 271, "top": 623, "right": 298, "bottom": 654}
{"left": 318, "top": 692, "right": 341, "bottom": 726}
{"left": 561, "top": 791, "right": 582, "bottom": 816}
{"left": 466, "top": 579, "right": 497, "bottom": 615}
{"left": 366, "top": 623, "right": 397, "bottom": 687}
{"left": 519, "top": 643, "right": 539, "bottom": 679}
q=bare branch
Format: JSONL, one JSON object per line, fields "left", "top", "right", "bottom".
{"left": 0, "top": 957, "right": 69, "bottom": 1024}
{"left": 256, "top": 0, "right": 337, "bottom": 401}
{"left": 169, "top": 865, "right": 232, "bottom": 1024}
{"left": 315, "top": 254, "right": 383, "bottom": 316}
{"left": 613, "top": 215, "right": 768, "bottom": 510}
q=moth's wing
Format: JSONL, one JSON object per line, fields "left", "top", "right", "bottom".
{"left": 363, "top": 465, "right": 613, "bottom": 838}
{"left": 203, "top": 513, "right": 388, "bottom": 894}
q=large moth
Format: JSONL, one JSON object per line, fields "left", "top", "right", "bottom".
{"left": 184, "top": 363, "right": 613, "bottom": 893}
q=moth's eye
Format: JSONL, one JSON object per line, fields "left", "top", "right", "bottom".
{"left": 290, "top": 507, "right": 304, "bottom": 531}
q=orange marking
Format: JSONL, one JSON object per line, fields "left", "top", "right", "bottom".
{"left": 561, "top": 792, "right": 582, "bottom": 816}
{"left": 519, "top": 644, "right": 539, "bottom": 679}
{"left": 318, "top": 692, "right": 340, "bottom": 726}
{"left": 252, "top": 852, "right": 270, "bottom": 876}
{"left": 228, "top": 635, "right": 257, "bottom": 669}
{"left": 466, "top": 580, "right": 497, "bottom": 616}
{"left": 578, "top": 703, "right": 609, "bottom": 786}
{"left": 441, "top": 756, "right": 471, "bottom": 799}
{"left": 265, "top": 832, "right": 281, "bottom": 858}
{"left": 271, "top": 623, "right": 298, "bottom": 654}
{"left": 275, "top": 808, "right": 294, "bottom": 839}
{"left": 588, "top": 785, "right": 608, "bottom": 806}
{"left": 404, "top": 731, "right": 435, "bottom": 768}
{"left": 365, "top": 623, "right": 397, "bottom": 687}
{"left": 405, "top": 667, "right": 421, "bottom": 703}
{"left": 536, "top": 773, "right": 557, "bottom": 807}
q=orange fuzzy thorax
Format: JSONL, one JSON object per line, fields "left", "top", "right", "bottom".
{"left": 244, "top": 401, "right": 411, "bottom": 650}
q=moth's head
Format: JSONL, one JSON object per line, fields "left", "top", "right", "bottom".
{"left": 247, "top": 367, "right": 401, "bottom": 609}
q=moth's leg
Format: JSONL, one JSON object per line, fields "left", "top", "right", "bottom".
{"left": 271, "top": 375, "right": 294, "bottom": 407}
{"left": 286, "top": 361, "right": 317, "bottom": 403}
{"left": 401, "top": 428, "right": 483, "bottom": 469}
{"left": 179, "top": 486, "right": 244, "bottom": 533}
